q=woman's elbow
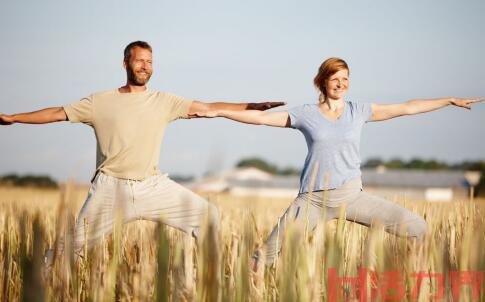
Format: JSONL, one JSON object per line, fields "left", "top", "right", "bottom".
{"left": 402, "top": 102, "right": 416, "bottom": 115}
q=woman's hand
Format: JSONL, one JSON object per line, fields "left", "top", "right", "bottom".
{"left": 450, "top": 98, "right": 484, "bottom": 110}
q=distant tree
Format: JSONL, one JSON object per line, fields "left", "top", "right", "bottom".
{"left": 405, "top": 158, "right": 448, "bottom": 170}
{"left": 0, "top": 174, "right": 58, "bottom": 188}
{"left": 278, "top": 167, "right": 301, "bottom": 176}
{"left": 405, "top": 158, "right": 425, "bottom": 169}
{"left": 1, "top": 174, "right": 20, "bottom": 184}
{"left": 236, "top": 157, "right": 300, "bottom": 175}
{"left": 386, "top": 158, "right": 405, "bottom": 169}
{"left": 236, "top": 157, "right": 278, "bottom": 174}
{"left": 362, "top": 157, "right": 384, "bottom": 168}
{"left": 364, "top": 157, "right": 449, "bottom": 170}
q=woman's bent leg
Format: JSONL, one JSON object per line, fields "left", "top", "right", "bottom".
{"left": 344, "top": 191, "right": 427, "bottom": 240}
{"left": 262, "top": 193, "right": 330, "bottom": 266}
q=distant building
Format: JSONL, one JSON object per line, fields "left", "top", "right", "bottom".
{"left": 362, "top": 166, "right": 468, "bottom": 201}
{"left": 190, "top": 166, "right": 470, "bottom": 201}
{"left": 190, "top": 167, "right": 299, "bottom": 198}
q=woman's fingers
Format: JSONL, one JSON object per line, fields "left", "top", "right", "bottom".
{"left": 452, "top": 98, "right": 483, "bottom": 110}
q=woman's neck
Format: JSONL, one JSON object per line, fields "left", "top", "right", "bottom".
{"left": 321, "top": 97, "right": 344, "bottom": 111}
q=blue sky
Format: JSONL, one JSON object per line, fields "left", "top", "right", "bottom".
{"left": 1, "top": 0, "right": 484, "bottom": 182}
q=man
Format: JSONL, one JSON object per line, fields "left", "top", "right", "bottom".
{"left": 0, "top": 41, "right": 284, "bottom": 262}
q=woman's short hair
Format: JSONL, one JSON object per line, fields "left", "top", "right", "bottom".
{"left": 313, "top": 57, "right": 349, "bottom": 100}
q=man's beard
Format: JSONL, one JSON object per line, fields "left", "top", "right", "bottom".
{"left": 127, "top": 65, "right": 152, "bottom": 86}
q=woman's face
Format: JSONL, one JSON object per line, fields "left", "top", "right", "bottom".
{"left": 325, "top": 69, "right": 349, "bottom": 100}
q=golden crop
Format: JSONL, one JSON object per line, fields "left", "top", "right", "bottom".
{"left": 0, "top": 185, "right": 484, "bottom": 301}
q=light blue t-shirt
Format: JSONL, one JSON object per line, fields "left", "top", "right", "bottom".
{"left": 288, "top": 101, "right": 372, "bottom": 192}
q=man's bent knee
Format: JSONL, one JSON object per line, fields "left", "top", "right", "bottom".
{"left": 191, "top": 202, "right": 220, "bottom": 239}
{"left": 407, "top": 215, "right": 427, "bottom": 240}
{"left": 207, "top": 203, "right": 220, "bottom": 230}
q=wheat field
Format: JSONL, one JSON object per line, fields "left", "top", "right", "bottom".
{"left": 0, "top": 184, "right": 484, "bottom": 301}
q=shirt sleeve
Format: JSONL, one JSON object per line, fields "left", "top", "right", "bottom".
{"left": 360, "top": 102, "right": 373, "bottom": 122}
{"left": 63, "top": 95, "right": 94, "bottom": 126}
{"left": 165, "top": 93, "right": 194, "bottom": 121}
{"left": 287, "top": 105, "right": 305, "bottom": 129}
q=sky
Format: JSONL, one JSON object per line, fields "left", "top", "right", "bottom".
{"left": 1, "top": 0, "right": 484, "bottom": 183}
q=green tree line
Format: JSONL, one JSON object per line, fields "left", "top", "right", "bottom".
{"left": 236, "top": 157, "right": 300, "bottom": 176}
{"left": 0, "top": 174, "right": 58, "bottom": 188}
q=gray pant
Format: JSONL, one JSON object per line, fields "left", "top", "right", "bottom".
{"left": 57, "top": 172, "right": 219, "bottom": 258}
{"left": 262, "top": 178, "right": 427, "bottom": 265}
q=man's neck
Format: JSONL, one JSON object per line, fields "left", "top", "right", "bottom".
{"left": 118, "top": 84, "right": 148, "bottom": 93}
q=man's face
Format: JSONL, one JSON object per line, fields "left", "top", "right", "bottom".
{"left": 125, "top": 47, "right": 153, "bottom": 86}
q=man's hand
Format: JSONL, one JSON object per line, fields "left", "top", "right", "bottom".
{"left": 188, "top": 100, "right": 286, "bottom": 117}
{"left": 247, "top": 102, "right": 286, "bottom": 111}
{"left": 188, "top": 111, "right": 219, "bottom": 119}
{"left": 0, "top": 114, "right": 14, "bottom": 125}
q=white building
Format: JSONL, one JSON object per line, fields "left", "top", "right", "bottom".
{"left": 190, "top": 167, "right": 471, "bottom": 201}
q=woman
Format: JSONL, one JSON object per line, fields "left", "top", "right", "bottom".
{"left": 191, "top": 57, "right": 483, "bottom": 267}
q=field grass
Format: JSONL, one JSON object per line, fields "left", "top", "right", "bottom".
{"left": 0, "top": 184, "right": 484, "bottom": 301}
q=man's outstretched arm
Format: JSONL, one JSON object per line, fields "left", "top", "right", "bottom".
{"left": 0, "top": 107, "right": 67, "bottom": 125}
{"left": 187, "top": 100, "right": 286, "bottom": 116}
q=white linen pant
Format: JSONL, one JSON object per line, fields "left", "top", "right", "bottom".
{"left": 71, "top": 172, "right": 219, "bottom": 255}
{"left": 262, "top": 178, "right": 427, "bottom": 265}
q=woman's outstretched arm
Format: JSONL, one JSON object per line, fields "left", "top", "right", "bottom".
{"left": 188, "top": 100, "right": 286, "bottom": 115}
{"left": 370, "top": 98, "right": 484, "bottom": 122}
{"left": 189, "top": 109, "right": 291, "bottom": 128}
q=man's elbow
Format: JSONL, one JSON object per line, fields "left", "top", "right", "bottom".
{"left": 191, "top": 101, "right": 213, "bottom": 113}
{"left": 205, "top": 103, "right": 217, "bottom": 112}
{"left": 54, "top": 108, "right": 68, "bottom": 122}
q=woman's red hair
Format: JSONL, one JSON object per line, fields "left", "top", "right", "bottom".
{"left": 314, "top": 57, "right": 349, "bottom": 101}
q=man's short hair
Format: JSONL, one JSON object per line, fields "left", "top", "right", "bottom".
{"left": 124, "top": 41, "right": 152, "bottom": 62}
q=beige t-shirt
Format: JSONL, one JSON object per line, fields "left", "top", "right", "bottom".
{"left": 63, "top": 89, "right": 193, "bottom": 181}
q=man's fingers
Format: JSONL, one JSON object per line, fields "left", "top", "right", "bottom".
{"left": 188, "top": 112, "right": 203, "bottom": 118}
{"left": 263, "top": 102, "right": 287, "bottom": 109}
{"left": 0, "top": 114, "right": 13, "bottom": 125}
{"left": 188, "top": 111, "right": 217, "bottom": 118}
{"left": 271, "top": 102, "right": 286, "bottom": 107}
{"left": 252, "top": 101, "right": 287, "bottom": 111}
